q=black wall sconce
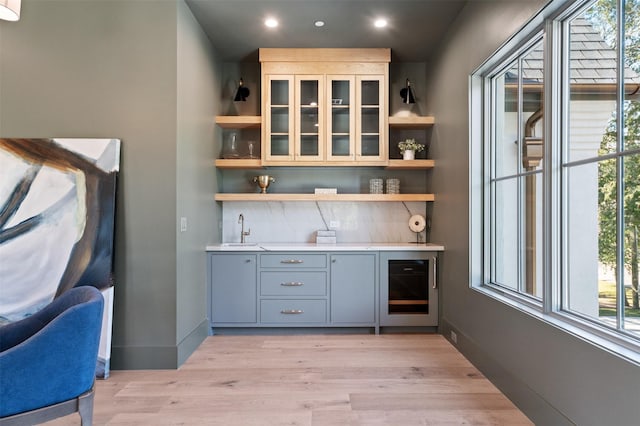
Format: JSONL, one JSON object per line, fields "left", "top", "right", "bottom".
{"left": 400, "top": 78, "right": 415, "bottom": 104}
{"left": 234, "top": 78, "right": 250, "bottom": 102}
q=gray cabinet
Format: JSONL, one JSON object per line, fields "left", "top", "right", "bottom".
{"left": 330, "top": 253, "right": 376, "bottom": 324}
{"left": 208, "top": 249, "right": 438, "bottom": 332}
{"left": 259, "top": 253, "right": 329, "bottom": 326}
{"left": 209, "top": 253, "right": 257, "bottom": 324}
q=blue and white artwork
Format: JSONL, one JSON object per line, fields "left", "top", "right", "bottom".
{"left": 0, "top": 138, "right": 120, "bottom": 377}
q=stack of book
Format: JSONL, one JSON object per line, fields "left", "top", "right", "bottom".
{"left": 316, "top": 230, "right": 337, "bottom": 244}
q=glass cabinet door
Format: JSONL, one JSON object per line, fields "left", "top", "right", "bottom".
{"left": 264, "top": 75, "right": 294, "bottom": 162}
{"left": 326, "top": 75, "right": 356, "bottom": 161}
{"left": 265, "top": 73, "right": 386, "bottom": 164}
{"left": 294, "top": 75, "right": 324, "bottom": 161}
{"left": 356, "top": 75, "right": 386, "bottom": 163}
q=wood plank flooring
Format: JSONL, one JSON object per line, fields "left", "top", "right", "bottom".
{"left": 45, "top": 334, "right": 532, "bottom": 425}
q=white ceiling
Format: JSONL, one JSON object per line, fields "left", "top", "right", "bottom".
{"left": 185, "top": 0, "right": 468, "bottom": 62}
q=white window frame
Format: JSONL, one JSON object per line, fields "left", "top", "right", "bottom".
{"left": 487, "top": 35, "right": 545, "bottom": 302}
{"left": 470, "top": 0, "right": 640, "bottom": 365}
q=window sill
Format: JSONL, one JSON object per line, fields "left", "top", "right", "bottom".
{"left": 473, "top": 284, "right": 640, "bottom": 367}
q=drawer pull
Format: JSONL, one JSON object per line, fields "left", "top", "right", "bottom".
{"left": 281, "top": 282, "right": 304, "bottom": 286}
{"left": 281, "top": 309, "right": 304, "bottom": 314}
{"left": 281, "top": 259, "right": 304, "bottom": 264}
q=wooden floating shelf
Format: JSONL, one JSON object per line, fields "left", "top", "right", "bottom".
{"left": 386, "top": 159, "right": 435, "bottom": 170}
{"left": 388, "top": 116, "right": 435, "bottom": 128}
{"left": 215, "top": 116, "right": 261, "bottom": 129}
{"left": 215, "top": 159, "right": 263, "bottom": 169}
{"left": 215, "top": 193, "right": 435, "bottom": 202}
{"left": 216, "top": 159, "right": 434, "bottom": 169}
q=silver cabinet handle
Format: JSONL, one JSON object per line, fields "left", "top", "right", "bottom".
{"left": 281, "top": 282, "right": 304, "bottom": 286}
{"left": 433, "top": 255, "right": 438, "bottom": 289}
{"left": 281, "top": 259, "right": 304, "bottom": 264}
{"left": 281, "top": 309, "right": 304, "bottom": 314}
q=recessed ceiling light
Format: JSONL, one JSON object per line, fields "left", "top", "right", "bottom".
{"left": 314, "top": 20, "right": 325, "bottom": 27}
{"left": 374, "top": 18, "right": 388, "bottom": 28}
{"left": 265, "top": 18, "right": 278, "bottom": 28}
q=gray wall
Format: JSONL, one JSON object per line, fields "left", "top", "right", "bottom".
{"left": 176, "top": 0, "right": 220, "bottom": 365}
{"left": 4, "top": 2, "right": 638, "bottom": 420}
{"left": 428, "top": 1, "right": 640, "bottom": 424}
{"left": 0, "top": 0, "right": 217, "bottom": 368}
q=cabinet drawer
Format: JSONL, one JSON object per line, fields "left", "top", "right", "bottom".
{"left": 260, "top": 299, "right": 327, "bottom": 323}
{"left": 261, "top": 271, "right": 327, "bottom": 296}
{"left": 260, "top": 254, "right": 327, "bottom": 268}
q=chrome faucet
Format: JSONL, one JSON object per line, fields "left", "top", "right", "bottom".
{"left": 238, "top": 213, "right": 250, "bottom": 243}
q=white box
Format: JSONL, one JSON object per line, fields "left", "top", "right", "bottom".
{"left": 314, "top": 188, "right": 338, "bottom": 194}
{"left": 316, "top": 236, "right": 337, "bottom": 244}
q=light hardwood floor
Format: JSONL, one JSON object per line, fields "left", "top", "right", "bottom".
{"left": 46, "top": 334, "right": 532, "bottom": 425}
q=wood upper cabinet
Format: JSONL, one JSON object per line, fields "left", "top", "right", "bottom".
{"left": 263, "top": 74, "right": 326, "bottom": 162}
{"left": 260, "top": 48, "right": 389, "bottom": 166}
{"left": 326, "top": 74, "right": 387, "bottom": 163}
{"left": 356, "top": 75, "right": 386, "bottom": 163}
{"left": 326, "top": 75, "right": 355, "bottom": 162}
{"left": 296, "top": 75, "right": 325, "bottom": 162}
{"left": 264, "top": 75, "right": 294, "bottom": 162}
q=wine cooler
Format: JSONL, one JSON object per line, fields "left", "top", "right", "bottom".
{"left": 380, "top": 252, "right": 438, "bottom": 327}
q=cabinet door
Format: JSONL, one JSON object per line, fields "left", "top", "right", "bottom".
{"left": 210, "top": 254, "right": 257, "bottom": 323}
{"left": 330, "top": 254, "right": 376, "bottom": 324}
{"left": 355, "top": 75, "right": 386, "bottom": 163}
{"left": 326, "top": 75, "right": 356, "bottom": 162}
{"left": 295, "top": 75, "right": 324, "bottom": 161}
{"left": 264, "top": 75, "right": 295, "bottom": 162}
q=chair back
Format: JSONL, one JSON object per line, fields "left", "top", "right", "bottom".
{"left": 0, "top": 286, "right": 104, "bottom": 418}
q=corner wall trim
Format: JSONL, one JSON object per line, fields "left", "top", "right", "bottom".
{"left": 177, "top": 319, "right": 209, "bottom": 366}
{"left": 439, "top": 318, "right": 572, "bottom": 426}
{"left": 111, "top": 345, "right": 178, "bottom": 370}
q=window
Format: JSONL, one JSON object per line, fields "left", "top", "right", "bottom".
{"left": 472, "top": 0, "right": 640, "bottom": 356}
{"left": 489, "top": 38, "right": 544, "bottom": 300}
{"left": 563, "top": 1, "right": 640, "bottom": 339}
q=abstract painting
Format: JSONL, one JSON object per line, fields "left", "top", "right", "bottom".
{"left": 0, "top": 138, "right": 120, "bottom": 376}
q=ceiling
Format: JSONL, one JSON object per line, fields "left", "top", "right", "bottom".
{"left": 185, "top": 0, "right": 468, "bottom": 63}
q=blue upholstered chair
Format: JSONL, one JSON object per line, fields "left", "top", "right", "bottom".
{"left": 0, "top": 286, "right": 104, "bottom": 426}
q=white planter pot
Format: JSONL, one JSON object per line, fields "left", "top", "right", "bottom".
{"left": 403, "top": 150, "right": 415, "bottom": 160}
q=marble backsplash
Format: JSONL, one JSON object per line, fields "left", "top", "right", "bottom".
{"left": 221, "top": 201, "right": 428, "bottom": 244}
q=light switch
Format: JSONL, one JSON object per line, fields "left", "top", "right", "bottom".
{"left": 180, "top": 217, "right": 187, "bottom": 232}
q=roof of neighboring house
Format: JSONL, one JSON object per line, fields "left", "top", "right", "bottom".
{"left": 567, "top": 17, "right": 637, "bottom": 84}
{"left": 511, "top": 17, "right": 639, "bottom": 87}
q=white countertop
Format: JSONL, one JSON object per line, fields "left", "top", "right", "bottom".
{"left": 206, "top": 242, "right": 444, "bottom": 252}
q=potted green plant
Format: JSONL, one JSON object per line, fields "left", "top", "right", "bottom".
{"left": 398, "top": 138, "right": 425, "bottom": 160}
